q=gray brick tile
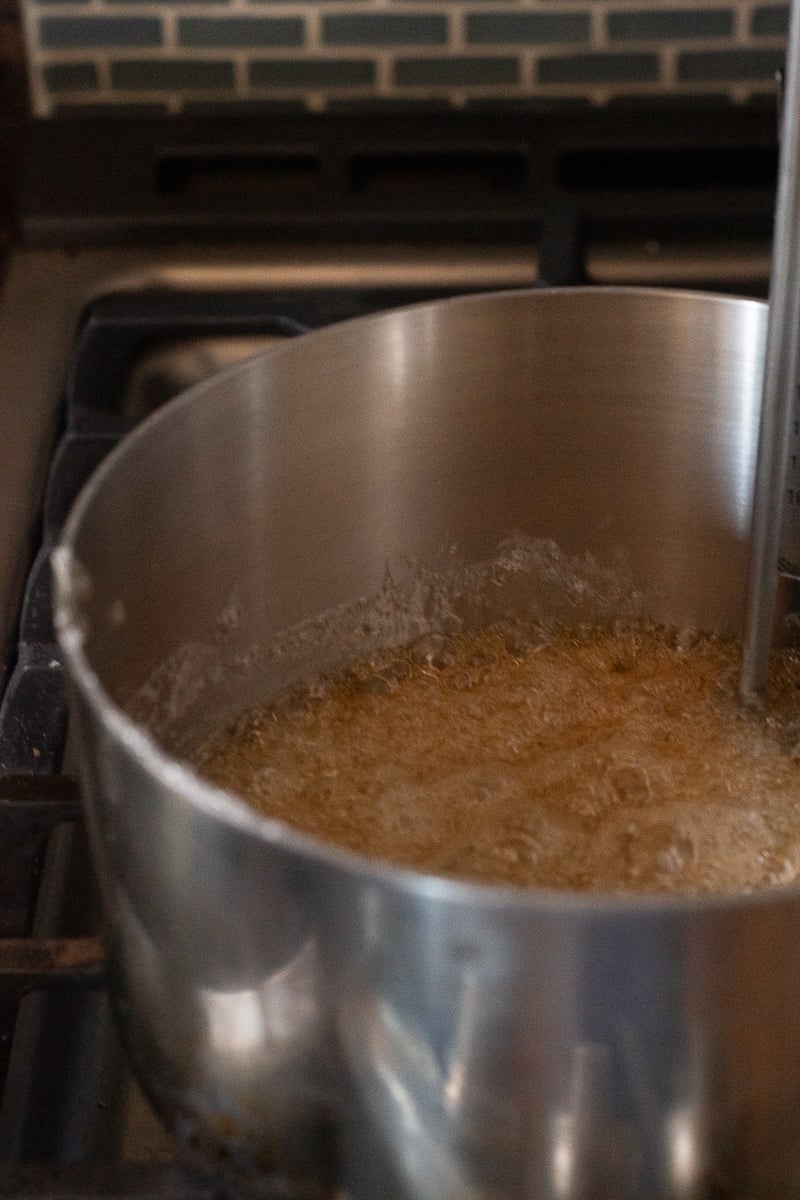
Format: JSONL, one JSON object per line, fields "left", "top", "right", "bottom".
{"left": 752, "top": 5, "right": 789, "bottom": 36}
{"left": 40, "top": 14, "right": 161, "bottom": 47}
{"left": 43, "top": 62, "right": 98, "bottom": 92}
{"left": 677, "top": 47, "right": 785, "bottom": 80}
{"left": 467, "top": 11, "right": 590, "bottom": 45}
{"left": 250, "top": 58, "right": 376, "bottom": 87}
{"left": 323, "top": 13, "right": 447, "bottom": 46}
{"left": 179, "top": 16, "right": 303, "bottom": 48}
{"left": 111, "top": 58, "right": 235, "bottom": 90}
{"left": 608, "top": 8, "right": 733, "bottom": 41}
{"left": 537, "top": 51, "right": 660, "bottom": 84}
{"left": 394, "top": 55, "right": 519, "bottom": 85}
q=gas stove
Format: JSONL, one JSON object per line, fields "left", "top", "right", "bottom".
{"left": 0, "top": 106, "right": 780, "bottom": 1197}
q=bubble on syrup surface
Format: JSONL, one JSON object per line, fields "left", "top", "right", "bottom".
{"left": 608, "top": 764, "right": 651, "bottom": 806}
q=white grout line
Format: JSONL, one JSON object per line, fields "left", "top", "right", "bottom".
{"left": 161, "top": 10, "right": 177, "bottom": 51}
{"left": 661, "top": 43, "right": 677, "bottom": 88}
{"left": 94, "top": 51, "right": 111, "bottom": 91}
{"left": 305, "top": 7, "right": 322, "bottom": 53}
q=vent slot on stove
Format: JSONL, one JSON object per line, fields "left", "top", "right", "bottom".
{"left": 559, "top": 144, "right": 778, "bottom": 191}
{"left": 156, "top": 152, "right": 323, "bottom": 197}
{"left": 350, "top": 149, "right": 529, "bottom": 198}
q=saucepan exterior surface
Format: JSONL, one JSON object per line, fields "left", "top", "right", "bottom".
{"left": 54, "top": 288, "right": 800, "bottom": 1200}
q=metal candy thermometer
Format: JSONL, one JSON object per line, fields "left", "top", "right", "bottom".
{"left": 740, "top": 0, "right": 800, "bottom": 699}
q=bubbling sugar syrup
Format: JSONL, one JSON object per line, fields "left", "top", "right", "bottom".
{"left": 195, "top": 619, "right": 800, "bottom": 895}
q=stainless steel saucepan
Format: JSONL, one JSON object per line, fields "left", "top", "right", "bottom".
{"left": 53, "top": 287, "right": 800, "bottom": 1200}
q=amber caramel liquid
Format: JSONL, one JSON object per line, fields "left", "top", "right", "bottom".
{"left": 195, "top": 623, "right": 800, "bottom": 894}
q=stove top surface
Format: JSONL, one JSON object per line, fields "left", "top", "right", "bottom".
{"left": 17, "top": 107, "right": 779, "bottom": 247}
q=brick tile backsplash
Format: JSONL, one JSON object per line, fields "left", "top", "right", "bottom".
{"left": 111, "top": 56, "right": 236, "bottom": 88}
{"left": 677, "top": 45, "right": 786, "bottom": 78}
{"left": 20, "top": 0, "right": 789, "bottom": 115}
{"left": 178, "top": 16, "right": 306, "bottom": 47}
{"left": 394, "top": 53, "right": 519, "bottom": 84}
{"left": 751, "top": 3, "right": 790, "bottom": 34}
{"left": 537, "top": 49, "right": 660, "bottom": 83}
{"left": 323, "top": 13, "right": 449, "bottom": 46}
{"left": 42, "top": 60, "right": 98, "bottom": 91}
{"left": 465, "top": 12, "right": 591, "bottom": 46}
{"left": 606, "top": 8, "right": 735, "bottom": 41}
{"left": 249, "top": 55, "right": 377, "bottom": 85}
{"left": 39, "top": 15, "right": 162, "bottom": 47}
